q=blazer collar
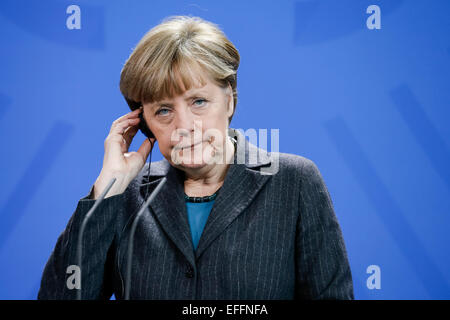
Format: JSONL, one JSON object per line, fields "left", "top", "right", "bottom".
{"left": 139, "top": 127, "right": 275, "bottom": 267}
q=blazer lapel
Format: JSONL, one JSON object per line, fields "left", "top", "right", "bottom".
{"left": 194, "top": 128, "right": 274, "bottom": 260}
{"left": 138, "top": 128, "right": 275, "bottom": 267}
{"left": 141, "top": 162, "right": 197, "bottom": 268}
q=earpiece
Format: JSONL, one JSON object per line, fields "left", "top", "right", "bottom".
{"left": 124, "top": 96, "right": 156, "bottom": 202}
{"left": 124, "top": 97, "right": 155, "bottom": 139}
{"left": 137, "top": 111, "right": 155, "bottom": 139}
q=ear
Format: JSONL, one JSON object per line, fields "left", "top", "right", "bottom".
{"left": 225, "top": 83, "right": 234, "bottom": 118}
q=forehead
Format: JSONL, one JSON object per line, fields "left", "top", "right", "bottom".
{"left": 155, "top": 78, "right": 220, "bottom": 104}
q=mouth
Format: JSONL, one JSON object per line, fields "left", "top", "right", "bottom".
{"left": 177, "top": 141, "right": 204, "bottom": 150}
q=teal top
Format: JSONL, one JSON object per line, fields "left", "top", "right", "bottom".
{"left": 184, "top": 188, "right": 220, "bottom": 251}
{"left": 183, "top": 135, "right": 235, "bottom": 251}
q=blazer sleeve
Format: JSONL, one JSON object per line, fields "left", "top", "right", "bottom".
{"left": 295, "top": 159, "right": 354, "bottom": 300}
{"left": 37, "top": 185, "right": 125, "bottom": 300}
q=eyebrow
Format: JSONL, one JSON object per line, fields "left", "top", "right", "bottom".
{"left": 155, "top": 90, "right": 209, "bottom": 107}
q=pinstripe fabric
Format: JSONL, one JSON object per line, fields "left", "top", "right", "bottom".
{"left": 38, "top": 128, "right": 354, "bottom": 300}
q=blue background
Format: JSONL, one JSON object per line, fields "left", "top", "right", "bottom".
{"left": 0, "top": 0, "right": 449, "bottom": 300}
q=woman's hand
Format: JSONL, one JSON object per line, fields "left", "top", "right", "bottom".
{"left": 92, "top": 107, "right": 156, "bottom": 199}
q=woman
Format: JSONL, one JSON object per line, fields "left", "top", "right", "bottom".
{"left": 38, "top": 16, "right": 354, "bottom": 300}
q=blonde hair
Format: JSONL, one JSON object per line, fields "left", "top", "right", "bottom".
{"left": 120, "top": 15, "right": 240, "bottom": 124}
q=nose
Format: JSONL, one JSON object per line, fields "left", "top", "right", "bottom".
{"left": 172, "top": 106, "right": 200, "bottom": 146}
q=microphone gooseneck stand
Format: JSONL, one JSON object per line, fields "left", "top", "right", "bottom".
{"left": 76, "top": 177, "right": 117, "bottom": 300}
{"left": 124, "top": 176, "right": 167, "bottom": 300}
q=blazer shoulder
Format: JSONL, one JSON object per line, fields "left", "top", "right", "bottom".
{"left": 141, "top": 159, "right": 171, "bottom": 178}
{"left": 275, "top": 153, "right": 333, "bottom": 206}
{"left": 275, "top": 152, "right": 318, "bottom": 176}
{"left": 270, "top": 153, "right": 329, "bottom": 192}
{"left": 123, "top": 159, "right": 169, "bottom": 200}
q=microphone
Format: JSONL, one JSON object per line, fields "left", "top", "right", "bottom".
{"left": 76, "top": 177, "right": 117, "bottom": 300}
{"left": 124, "top": 176, "right": 167, "bottom": 300}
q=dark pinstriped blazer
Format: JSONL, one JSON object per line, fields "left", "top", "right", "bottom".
{"left": 38, "top": 127, "right": 354, "bottom": 300}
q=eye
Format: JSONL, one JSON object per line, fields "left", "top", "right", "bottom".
{"left": 155, "top": 108, "right": 171, "bottom": 116}
{"left": 193, "top": 98, "right": 207, "bottom": 107}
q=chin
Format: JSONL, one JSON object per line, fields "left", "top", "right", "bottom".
{"left": 179, "top": 153, "right": 225, "bottom": 170}
{"left": 171, "top": 144, "right": 217, "bottom": 169}
{"left": 178, "top": 155, "right": 212, "bottom": 169}
{"left": 179, "top": 162, "right": 208, "bottom": 170}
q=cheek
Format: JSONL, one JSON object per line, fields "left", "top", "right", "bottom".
{"left": 156, "top": 135, "right": 172, "bottom": 153}
{"left": 150, "top": 127, "right": 171, "bottom": 154}
{"left": 202, "top": 107, "right": 228, "bottom": 128}
{"left": 200, "top": 109, "right": 229, "bottom": 141}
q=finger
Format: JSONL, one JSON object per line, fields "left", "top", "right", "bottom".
{"left": 117, "top": 107, "right": 142, "bottom": 123}
{"left": 136, "top": 138, "right": 154, "bottom": 163}
{"left": 110, "top": 117, "right": 140, "bottom": 137}
{"left": 104, "top": 108, "right": 143, "bottom": 161}
{"left": 123, "top": 122, "right": 140, "bottom": 147}
{"left": 105, "top": 118, "right": 140, "bottom": 159}
{"left": 109, "top": 108, "right": 142, "bottom": 134}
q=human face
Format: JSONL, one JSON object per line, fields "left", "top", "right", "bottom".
{"left": 142, "top": 76, "right": 234, "bottom": 170}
